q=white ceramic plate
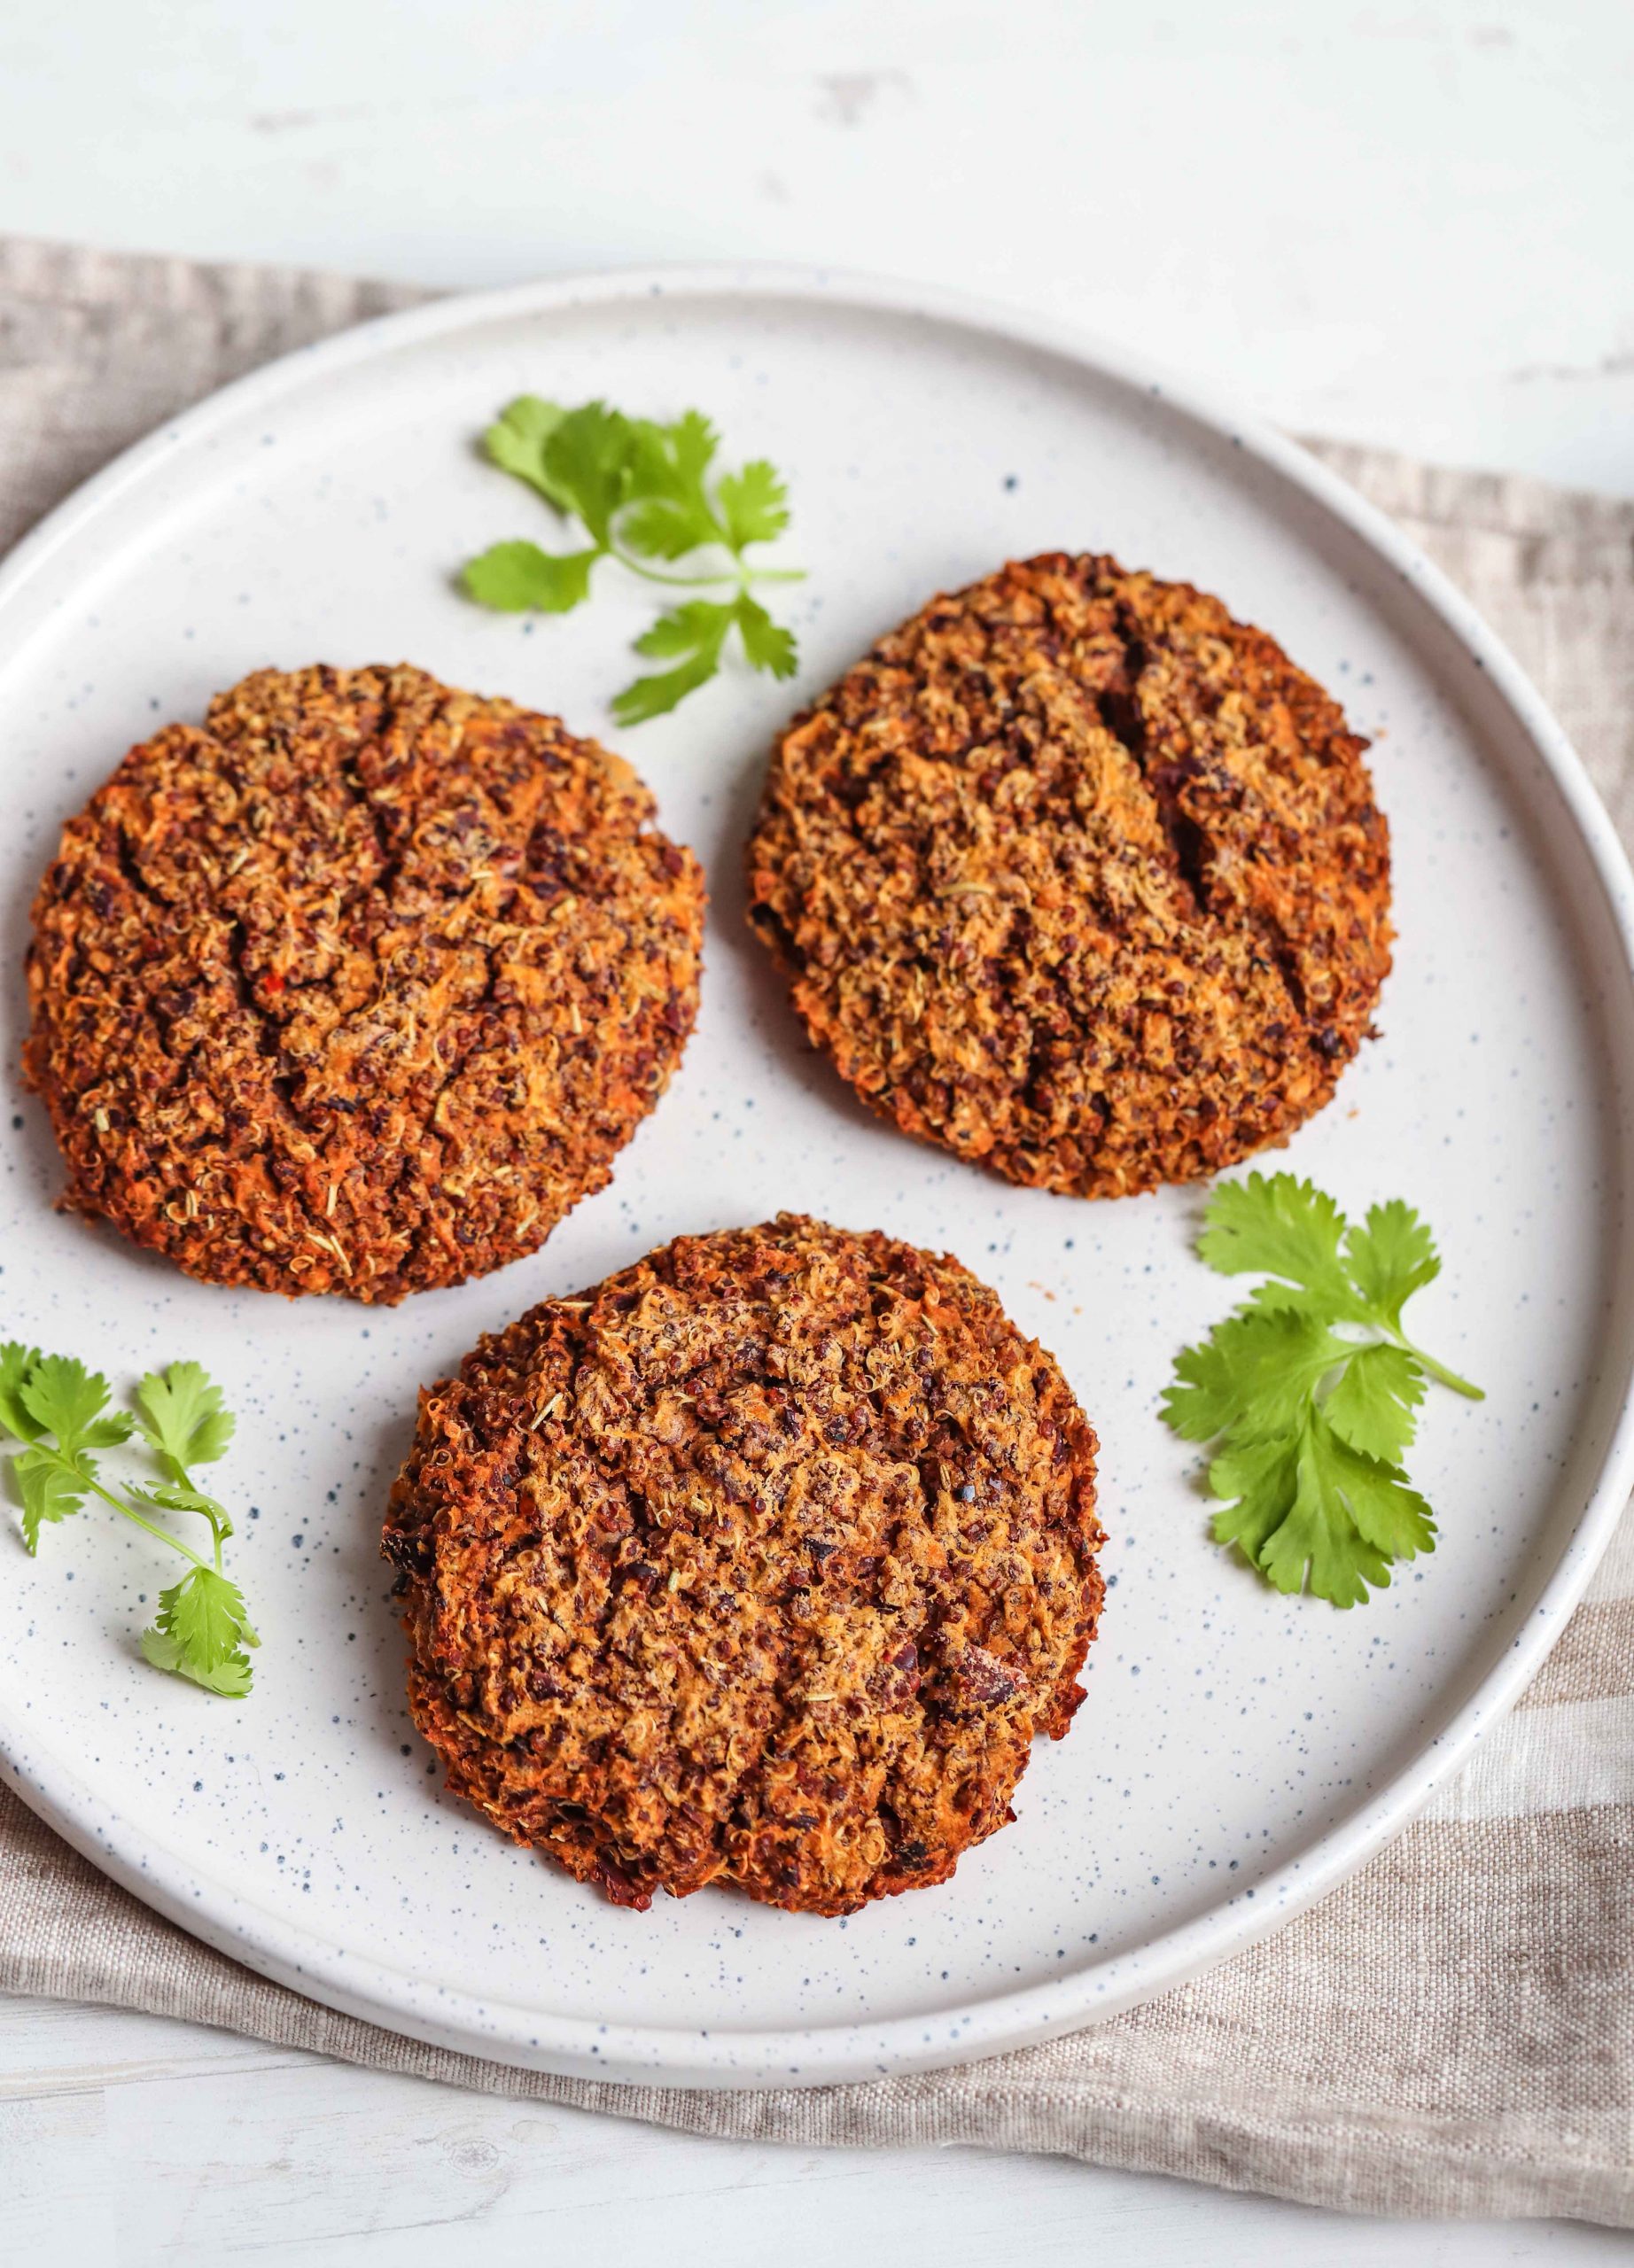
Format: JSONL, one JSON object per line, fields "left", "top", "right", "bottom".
{"left": 2, "top": 268, "right": 1632, "bottom": 2088}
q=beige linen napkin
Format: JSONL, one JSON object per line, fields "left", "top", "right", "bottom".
{"left": 2, "top": 234, "right": 1632, "bottom": 2226}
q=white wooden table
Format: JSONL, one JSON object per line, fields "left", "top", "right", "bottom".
{"left": 3, "top": 2, "right": 1631, "bottom": 2256}
{"left": 9, "top": 1995, "right": 1634, "bottom": 2266}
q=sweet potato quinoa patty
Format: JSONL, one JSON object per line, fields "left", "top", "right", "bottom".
{"left": 384, "top": 1214, "right": 1103, "bottom": 1915}
{"left": 23, "top": 664, "right": 704, "bottom": 1301}
{"left": 746, "top": 554, "right": 1392, "bottom": 1197}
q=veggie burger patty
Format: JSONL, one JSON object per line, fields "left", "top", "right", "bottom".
{"left": 23, "top": 663, "right": 704, "bottom": 1301}
{"left": 746, "top": 552, "right": 1392, "bottom": 1198}
{"left": 384, "top": 1213, "right": 1104, "bottom": 1915}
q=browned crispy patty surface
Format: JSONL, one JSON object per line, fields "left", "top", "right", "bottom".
{"left": 23, "top": 664, "right": 705, "bottom": 1301}
{"left": 746, "top": 554, "right": 1393, "bottom": 1197}
{"left": 384, "top": 1213, "right": 1103, "bottom": 1915}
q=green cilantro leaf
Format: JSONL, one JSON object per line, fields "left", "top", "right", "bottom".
{"left": 612, "top": 601, "right": 736, "bottom": 726}
{"left": 1241, "top": 1415, "right": 1434, "bottom": 1609}
{"left": 462, "top": 394, "right": 801, "bottom": 719}
{"left": 1344, "top": 1200, "right": 1442, "bottom": 1329}
{"left": 14, "top": 1443, "right": 93, "bottom": 1551}
{"left": 142, "top": 1565, "right": 259, "bottom": 1698}
{"left": 618, "top": 496, "right": 717, "bottom": 563}
{"left": 128, "top": 1480, "right": 235, "bottom": 1548}
{"left": 717, "top": 460, "right": 790, "bottom": 549}
{"left": 140, "top": 1624, "right": 253, "bottom": 1697}
{"left": 1206, "top": 1428, "right": 1303, "bottom": 1573}
{"left": 150, "top": 1480, "right": 231, "bottom": 1520}
{"left": 482, "top": 396, "right": 574, "bottom": 510}
{"left": 652, "top": 408, "right": 719, "bottom": 483}
{"left": 1323, "top": 1341, "right": 1426, "bottom": 1464}
{"left": 1318, "top": 1427, "right": 1436, "bottom": 1564}
{"left": 1163, "top": 1172, "right": 1479, "bottom": 1607}
{"left": 541, "top": 401, "right": 634, "bottom": 545}
{"left": 1195, "top": 1172, "right": 1361, "bottom": 1318}
{"left": 620, "top": 413, "right": 723, "bottom": 559}
{"left": 0, "top": 1343, "right": 43, "bottom": 1442}
{"left": 19, "top": 1355, "right": 131, "bottom": 1456}
{"left": 734, "top": 593, "right": 798, "bottom": 679}
{"left": 135, "top": 1360, "right": 235, "bottom": 1480}
{"left": 1162, "top": 1309, "right": 1350, "bottom": 1445}
{"left": 629, "top": 599, "right": 737, "bottom": 660}
{"left": 462, "top": 541, "right": 599, "bottom": 613}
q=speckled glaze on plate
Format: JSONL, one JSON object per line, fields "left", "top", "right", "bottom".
{"left": 1, "top": 268, "right": 1631, "bottom": 2089}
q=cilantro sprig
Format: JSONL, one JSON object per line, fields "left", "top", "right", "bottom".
{"left": 0, "top": 1347, "right": 258, "bottom": 1696}
{"left": 461, "top": 398, "right": 802, "bottom": 722}
{"left": 1161, "top": 1175, "right": 1482, "bottom": 1609}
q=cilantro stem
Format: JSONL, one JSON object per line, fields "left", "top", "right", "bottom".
{"left": 606, "top": 544, "right": 805, "bottom": 591}
{"left": 77, "top": 1465, "right": 214, "bottom": 1571}
{"left": 608, "top": 551, "right": 731, "bottom": 587}
{"left": 1390, "top": 1333, "right": 1484, "bottom": 1402}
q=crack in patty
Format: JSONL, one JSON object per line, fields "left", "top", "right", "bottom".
{"left": 23, "top": 663, "right": 707, "bottom": 1301}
